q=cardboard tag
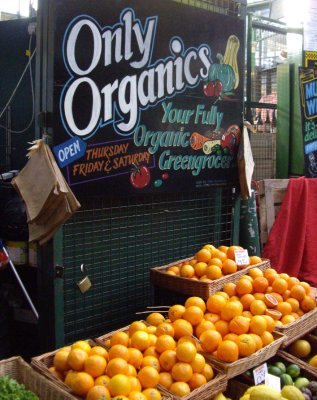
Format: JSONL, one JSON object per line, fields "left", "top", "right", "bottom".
{"left": 234, "top": 249, "right": 249, "bottom": 266}
{"left": 265, "top": 373, "right": 281, "bottom": 391}
{"left": 253, "top": 363, "right": 267, "bottom": 385}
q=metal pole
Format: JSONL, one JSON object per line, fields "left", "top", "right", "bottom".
{"left": 0, "top": 241, "right": 39, "bottom": 320}
{"left": 5, "top": 106, "right": 12, "bottom": 171}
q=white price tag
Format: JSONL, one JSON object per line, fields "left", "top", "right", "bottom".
{"left": 265, "top": 373, "right": 281, "bottom": 391}
{"left": 234, "top": 249, "right": 249, "bottom": 266}
{"left": 253, "top": 363, "right": 267, "bottom": 385}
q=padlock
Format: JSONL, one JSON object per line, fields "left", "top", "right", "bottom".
{"left": 77, "top": 264, "right": 92, "bottom": 294}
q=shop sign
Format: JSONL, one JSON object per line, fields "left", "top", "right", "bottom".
{"left": 52, "top": 0, "right": 244, "bottom": 195}
{"left": 299, "top": 66, "right": 317, "bottom": 177}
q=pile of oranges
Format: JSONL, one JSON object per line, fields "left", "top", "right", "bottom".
{"left": 165, "top": 244, "right": 262, "bottom": 281}
{"left": 50, "top": 316, "right": 216, "bottom": 399}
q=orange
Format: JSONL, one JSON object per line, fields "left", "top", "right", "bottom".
{"left": 159, "top": 349, "right": 177, "bottom": 371}
{"left": 254, "top": 293, "right": 265, "bottom": 301}
{"left": 212, "top": 249, "right": 227, "bottom": 263}
{"left": 223, "top": 333, "right": 238, "bottom": 342}
{"left": 264, "top": 293, "right": 278, "bottom": 308}
{"left": 235, "top": 279, "right": 253, "bottom": 296}
{"left": 279, "top": 273, "right": 290, "bottom": 281}
{"left": 84, "top": 355, "right": 107, "bottom": 378}
{"left": 148, "top": 333, "right": 157, "bottom": 347}
{"left": 64, "top": 370, "right": 78, "bottom": 387}
{"left": 67, "top": 348, "right": 88, "bottom": 371}
{"left": 202, "top": 244, "right": 216, "bottom": 253}
{"left": 108, "top": 374, "right": 131, "bottom": 397}
{"left": 159, "top": 372, "right": 173, "bottom": 390}
{"left": 110, "top": 331, "right": 130, "bottom": 347}
{"left": 252, "top": 277, "right": 269, "bottom": 293}
{"left": 249, "top": 315, "right": 267, "bottom": 335}
{"left": 141, "top": 356, "right": 161, "bottom": 372}
{"left": 184, "top": 296, "right": 206, "bottom": 312}
{"left": 171, "top": 362, "right": 193, "bottom": 382}
{"left": 86, "top": 385, "right": 111, "bottom": 400}
{"left": 283, "top": 290, "right": 291, "bottom": 300}
{"left": 227, "top": 245, "right": 243, "bottom": 261}
{"left": 263, "top": 315, "right": 275, "bottom": 332}
{"left": 206, "top": 294, "right": 227, "bottom": 313}
{"left": 206, "top": 265, "right": 223, "bottom": 280}
{"left": 208, "top": 258, "right": 223, "bottom": 268}
{"left": 218, "top": 245, "right": 229, "bottom": 253}
{"left": 142, "top": 388, "right": 162, "bottom": 400}
{"left": 199, "top": 329, "right": 222, "bottom": 353}
{"left": 172, "top": 319, "right": 193, "bottom": 339}
{"left": 188, "top": 373, "right": 207, "bottom": 390}
{"left": 223, "top": 282, "right": 237, "bottom": 297}
{"left": 229, "top": 315, "right": 250, "bottom": 335}
{"left": 250, "top": 299, "right": 266, "bottom": 315}
{"left": 275, "top": 301, "right": 292, "bottom": 316}
{"left": 222, "top": 259, "right": 238, "bottom": 275}
{"left": 138, "top": 366, "right": 160, "bottom": 388}
{"left": 131, "top": 331, "right": 150, "bottom": 351}
{"left": 129, "top": 376, "right": 142, "bottom": 392}
{"left": 155, "top": 334, "right": 176, "bottom": 353}
{"left": 220, "top": 300, "right": 243, "bottom": 321}
{"left": 143, "top": 346, "right": 159, "bottom": 358}
{"left": 242, "top": 311, "right": 253, "bottom": 319}
{"left": 129, "top": 321, "right": 147, "bottom": 336}
{"left": 236, "top": 334, "right": 257, "bottom": 357}
{"left": 287, "top": 277, "right": 300, "bottom": 289}
{"left": 204, "top": 312, "right": 220, "bottom": 323}
{"left": 301, "top": 295, "right": 317, "bottom": 312}
{"left": 146, "top": 312, "right": 165, "bottom": 327}
{"left": 240, "top": 294, "right": 255, "bottom": 311}
{"left": 168, "top": 305, "right": 186, "bottom": 322}
{"left": 188, "top": 259, "right": 198, "bottom": 267}
{"left": 195, "top": 248, "right": 212, "bottom": 263}
{"left": 166, "top": 271, "right": 176, "bottom": 276}
{"left": 271, "top": 277, "right": 288, "bottom": 294}
{"left": 183, "top": 305, "right": 204, "bottom": 326}
{"left": 48, "top": 366, "right": 63, "bottom": 380}
{"left": 180, "top": 264, "right": 195, "bottom": 278}
{"left": 94, "top": 374, "right": 110, "bottom": 387}
{"left": 249, "top": 256, "right": 262, "bottom": 265}
{"left": 71, "top": 340, "right": 92, "bottom": 354}
{"left": 201, "top": 363, "right": 214, "bottom": 381}
{"left": 265, "top": 309, "right": 282, "bottom": 320}
{"left": 70, "top": 371, "right": 95, "bottom": 396}
{"left": 89, "top": 346, "right": 108, "bottom": 360}
{"left": 53, "top": 350, "right": 70, "bottom": 372}
{"left": 290, "top": 284, "right": 306, "bottom": 301}
{"left": 108, "top": 344, "right": 130, "bottom": 361}
{"left": 177, "top": 335, "right": 197, "bottom": 346}
{"left": 128, "top": 348, "right": 143, "bottom": 370}
{"left": 169, "top": 382, "right": 191, "bottom": 397}
{"left": 129, "top": 392, "right": 147, "bottom": 400}
{"left": 195, "top": 319, "right": 215, "bottom": 338}
{"left": 248, "top": 267, "right": 264, "bottom": 279}
{"left": 194, "top": 262, "right": 208, "bottom": 278}
{"left": 261, "top": 331, "right": 274, "bottom": 346}
{"left": 249, "top": 333, "right": 263, "bottom": 351}
{"left": 214, "top": 320, "right": 230, "bottom": 337}
{"left": 167, "top": 266, "right": 180, "bottom": 275}
{"left": 106, "top": 357, "right": 129, "bottom": 377}
{"left": 300, "top": 281, "right": 312, "bottom": 295}
{"left": 270, "top": 292, "right": 284, "bottom": 303}
{"left": 286, "top": 298, "right": 300, "bottom": 312}
{"left": 176, "top": 342, "right": 197, "bottom": 363}
{"left": 281, "top": 314, "right": 296, "bottom": 325}
{"left": 216, "top": 340, "right": 239, "bottom": 362}
{"left": 156, "top": 322, "right": 174, "bottom": 337}
{"left": 190, "top": 353, "right": 206, "bottom": 373}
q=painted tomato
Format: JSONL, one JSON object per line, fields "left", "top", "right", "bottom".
{"left": 130, "top": 165, "right": 151, "bottom": 189}
{"left": 203, "top": 81, "right": 215, "bottom": 97}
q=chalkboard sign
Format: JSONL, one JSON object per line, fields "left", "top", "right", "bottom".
{"left": 51, "top": 0, "right": 245, "bottom": 196}
{"left": 299, "top": 66, "right": 317, "bottom": 178}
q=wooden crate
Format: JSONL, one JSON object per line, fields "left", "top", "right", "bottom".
{"left": 258, "top": 179, "right": 289, "bottom": 248}
{"left": 150, "top": 258, "right": 270, "bottom": 300}
{"left": 0, "top": 356, "right": 75, "bottom": 400}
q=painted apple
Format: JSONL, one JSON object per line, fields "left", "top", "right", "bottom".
{"left": 130, "top": 165, "right": 151, "bottom": 189}
{"left": 203, "top": 81, "right": 215, "bottom": 97}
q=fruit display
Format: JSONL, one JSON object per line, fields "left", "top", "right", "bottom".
{"left": 163, "top": 244, "right": 263, "bottom": 281}
{"left": 238, "top": 384, "right": 306, "bottom": 400}
{"left": 281, "top": 336, "right": 317, "bottom": 372}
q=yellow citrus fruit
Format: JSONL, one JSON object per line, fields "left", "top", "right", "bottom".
{"left": 84, "top": 355, "right": 107, "bottom": 378}
{"left": 53, "top": 350, "right": 70, "bottom": 372}
{"left": 67, "top": 348, "right": 88, "bottom": 371}
{"left": 108, "top": 374, "right": 131, "bottom": 397}
{"left": 110, "top": 331, "right": 130, "bottom": 347}
{"left": 70, "top": 371, "right": 94, "bottom": 396}
{"left": 86, "top": 385, "right": 111, "bottom": 400}
{"left": 138, "top": 366, "right": 160, "bottom": 388}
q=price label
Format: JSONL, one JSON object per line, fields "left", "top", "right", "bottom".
{"left": 253, "top": 363, "right": 267, "bottom": 385}
{"left": 234, "top": 249, "right": 249, "bottom": 266}
{"left": 265, "top": 373, "right": 281, "bottom": 391}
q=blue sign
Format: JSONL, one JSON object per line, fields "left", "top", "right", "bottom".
{"left": 53, "top": 137, "right": 87, "bottom": 168}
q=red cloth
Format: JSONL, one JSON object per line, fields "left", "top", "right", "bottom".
{"left": 262, "top": 177, "right": 317, "bottom": 287}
